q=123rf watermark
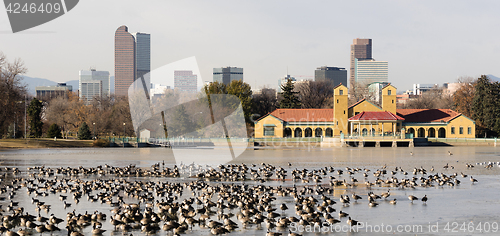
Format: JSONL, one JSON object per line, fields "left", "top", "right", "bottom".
{"left": 290, "top": 221, "right": 499, "bottom": 234}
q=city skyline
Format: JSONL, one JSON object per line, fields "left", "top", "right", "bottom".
{"left": 1, "top": 1, "right": 499, "bottom": 92}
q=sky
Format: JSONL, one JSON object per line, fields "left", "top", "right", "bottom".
{"left": 1, "top": 0, "right": 499, "bottom": 92}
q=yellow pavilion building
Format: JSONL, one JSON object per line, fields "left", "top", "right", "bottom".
{"left": 254, "top": 84, "right": 475, "bottom": 139}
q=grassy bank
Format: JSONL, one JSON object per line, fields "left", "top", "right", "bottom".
{"left": 0, "top": 138, "right": 94, "bottom": 149}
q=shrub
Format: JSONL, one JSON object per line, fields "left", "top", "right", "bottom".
{"left": 93, "top": 138, "right": 110, "bottom": 147}
{"left": 47, "top": 123, "right": 62, "bottom": 138}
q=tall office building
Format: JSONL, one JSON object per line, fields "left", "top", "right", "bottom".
{"left": 174, "top": 70, "right": 198, "bottom": 94}
{"left": 354, "top": 58, "right": 388, "bottom": 85}
{"left": 213, "top": 67, "right": 243, "bottom": 85}
{"left": 114, "top": 25, "right": 150, "bottom": 97}
{"left": 350, "top": 38, "right": 372, "bottom": 88}
{"left": 79, "top": 69, "right": 110, "bottom": 104}
{"left": 132, "top": 32, "right": 151, "bottom": 82}
{"left": 314, "top": 66, "right": 347, "bottom": 86}
{"left": 115, "top": 26, "right": 136, "bottom": 97}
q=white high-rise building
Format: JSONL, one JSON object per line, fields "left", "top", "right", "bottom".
{"left": 79, "top": 69, "right": 110, "bottom": 104}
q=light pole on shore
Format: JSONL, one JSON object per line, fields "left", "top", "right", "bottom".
{"left": 93, "top": 122, "right": 96, "bottom": 140}
{"left": 24, "top": 95, "right": 27, "bottom": 139}
{"left": 123, "top": 122, "right": 126, "bottom": 148}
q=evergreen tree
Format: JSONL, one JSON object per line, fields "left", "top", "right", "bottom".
{"left": 279, "top": 79, "right": 301, "bottom": 108}
{"left": 472, "top": 75, "right": 500, "bottom": 137}
{"left": 78, "top": 122, "right": 92, "bottom": 140}
{"left": 27, "top": 98, "right": 43, "bottom": 138}
{"left": 47, "top": 123, "right": 62, "bottom": 138}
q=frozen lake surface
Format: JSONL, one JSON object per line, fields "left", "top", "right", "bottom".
{"left": 0, "top": 146, "right": 499, "bottom": 235}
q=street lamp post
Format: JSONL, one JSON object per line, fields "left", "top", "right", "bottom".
{"left": 123, "top": 123, "right": 126, "bottom": 148}
{"left": 93, "top": 122, "right": 96, "bottom": 140}
{"left": 24, "top": 94, "right": 27, "bottom": 139}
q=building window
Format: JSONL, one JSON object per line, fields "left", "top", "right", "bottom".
{"left": 468, "top": 127, "right": 472, "bottom": 135}
{"left": 337, "top": 99, "right": 339, "bottom": 103}
{"left": 388, "top": 90, "right": 392, "bottom": 95}
{"left": 451, "top": 127, "right": 455, "bottom": 134}
{"left": 392, "top": 100, "right": 394, "bottom": 104}
{"left": 339, "top": 90, "right": 344, "bottom": 95}
{"left": 264, "top": 127, "right": 275, "bottom": 136}
{"left": 459, "top": 127, "right": 463, "bottom": 134}
{"left": 344, "top": 110, "right": 346, "bottom": 114}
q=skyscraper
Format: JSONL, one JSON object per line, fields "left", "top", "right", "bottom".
{"left": 354, "top": 58, "right": 388, "bottom": 85}
{"left": 114, "top": 26, "right": 150, "bottom": 97}
{"left": 213, "top": 67, "right": 243, "bottom": 85}
{"left": 132, "top": 32, "right": 151, "bottom": 82}
{"left": 79, "top": 69, "right": 110, "bottom": 104}
{"left": 115, "top": 25, "right": 136, "bottom": 97}
{"left": 314, "top": 66, "right": 347, "bottom": 86}
{"left": 350, "top": 38, "right": 372, "bottom": 88}
{"left": 174, "top": 70, "right": 198, "bottom": 94}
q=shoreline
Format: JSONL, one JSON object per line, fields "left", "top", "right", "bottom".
{"left": 1, "top": 138, "right": 497, "bottom": 150}
{"left": 0, "top": 138, "right": 94, "bottom": 149}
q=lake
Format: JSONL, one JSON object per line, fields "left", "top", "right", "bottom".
{"left": 0, "top": 146, "right": 499, "bottom": 235}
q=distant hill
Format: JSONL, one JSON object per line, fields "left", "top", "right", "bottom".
{"left": 487, "top": 74, "right": 500, "bottom": 82}
{"left": 20, "top": 75, "right": 114, "bottom": 95}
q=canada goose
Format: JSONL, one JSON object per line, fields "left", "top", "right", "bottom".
{"left": 421, "top": 195, "right": 428, "bottom": 203}
{"left": 410, "top": 152, "right": 413, "bottom": 156}
{"left": 389, "top": 199, "right": 397, "bottom": 205}
{"left": 408, "top": 195, "right": 418, "bottom": 203}
{"left": 338, "top": 211, "right": 349, "bottom": 218}
{"left": 347, "top": 217, "right": 359, "bottom": 226}
{"left": 266, "top": 230, "right": 283, "bottom": 236}
{"left": 368, "top": 200, "right": 379, "bottom": 207}
{"left": 381, "top": 190, "right": 391, "bottom": 199}
{"left": 470, "top": 176, "right": 478, "bottom": 184}
{"left": 443, "top": 163, "right": 449, "bottom": 169}
{"left": 92, "top": 223, "right": 106, "bottom": 235}
{"left": 448, "top": 151, "right": 453, "bottom": 155}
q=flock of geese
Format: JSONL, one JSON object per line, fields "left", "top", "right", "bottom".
{"left": 0, "top": 159, "right": 482, "bottom": 236}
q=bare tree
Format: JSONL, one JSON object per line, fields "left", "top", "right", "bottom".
{"left": 348, "top": 81, "right": 377, "bottom": 106}
{"left": 0, "top": 52, "right": 28, "bottom": 138}
{"left": 251, "top": 87, "right": 277, "bottom": 120}
{"left": 295, "top": 81, "right": 334, "bottom": 108}
{"left": 404, "top": 85, "right": 453, "bottom": 109}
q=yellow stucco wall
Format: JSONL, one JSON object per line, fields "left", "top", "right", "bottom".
{"left": 348, "top": 100, "right": 382, "bottom": 118}
{"left": 381, "top": 85, "right": 397, "bottom": 114}
{"left": 254, "top": 115, "right": 284, "bottom": 138}
{"left": 333, "top": 85, "right": 348, "bottom": 135}
{"left": 403, "top": 115, "right": 475, "bottom": 138}
{"left": 447, "top": 115, "right": 475, "bottom": 138}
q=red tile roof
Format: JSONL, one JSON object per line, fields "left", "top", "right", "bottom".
{"left": 396, "top": 109, "right": 461, "bottom": 123}
{"left": 268, "top": 109, "right": 334, "bottom": 122}
{"left": 348, "top": 111, "right": 405, "bottom": 121}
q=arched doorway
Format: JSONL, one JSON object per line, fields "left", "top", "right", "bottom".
{"left": 408, "top": 128, "right": 415, "bottom": 137}
{"left": 284, "top": 128, "right": 292, "bottom": 138}
{"left": 428, "top": 128, "right": 436, "bottom": 138}
{"left": 294, "top": 128, "right": 302, "bottom": 138}
{"left": 305, "top": 128, "right": 313, "bottom": 137}
{"left": 315, "top": 128, "right": 323, "bottom": 137}
{"left": 418, "top": 128, "right": 425, "bottom": 137}
{"left": 325, "top": 128, "right": 333, "bottom": 137}
{"left": 438, "top": 128, "right": 446, "bottom": 138}
{"left": 371, "top": 128, "right": 375, "bottom": 135}
{"left": 362, "top": 128, "right": 368, "bottom": 136}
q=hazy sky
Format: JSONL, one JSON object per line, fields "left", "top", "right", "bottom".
{"left": 1, "top": 0, "right": 499, "bottom": 92}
